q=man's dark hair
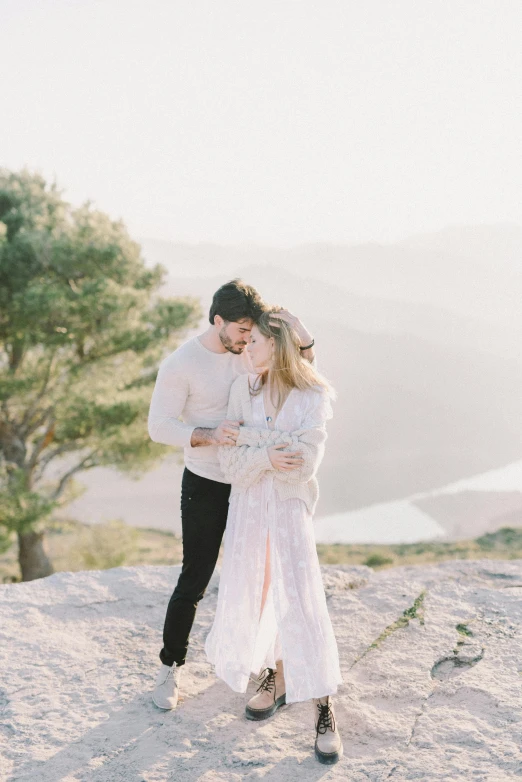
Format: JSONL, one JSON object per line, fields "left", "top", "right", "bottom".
{"left": 209, "top": 278, "right": 266, "bottom": 325}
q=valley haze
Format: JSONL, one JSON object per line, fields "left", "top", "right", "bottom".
{"left": 55, "top": 225, "right": 522, "bottom": 544}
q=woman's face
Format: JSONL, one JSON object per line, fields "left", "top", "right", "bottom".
{"left": 247, "top": 324, "right": 274, "bottom": 370}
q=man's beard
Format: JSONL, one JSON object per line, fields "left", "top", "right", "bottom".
{"left": 219, "top": 326, "right": 246, "bottom": 355}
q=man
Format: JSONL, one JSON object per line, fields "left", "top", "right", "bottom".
{"left": 148, "top": 279, "right": 315, "bottom": 710}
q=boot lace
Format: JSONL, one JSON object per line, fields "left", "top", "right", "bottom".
{"left": 316, "top": 700, "right": 336, "bottom": 736}
{"left": 256, "top": 668, "right": 277, "bottom": 700}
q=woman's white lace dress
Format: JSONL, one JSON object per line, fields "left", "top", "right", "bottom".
{"left": 204, "top": 381, "right": 343, "bottom": 703}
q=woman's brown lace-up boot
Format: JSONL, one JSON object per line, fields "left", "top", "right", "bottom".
{"left": 245, "top": 662, "right": 286, "bottom": 720}
{"left": 313, "top": 695, "right": 343, "bottom": 764}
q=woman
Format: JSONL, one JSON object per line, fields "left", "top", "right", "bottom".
{"left": 204, "top": 309, "right": 343, "bottom": 765}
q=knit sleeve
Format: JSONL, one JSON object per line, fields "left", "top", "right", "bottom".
{"left": 236, "top": 426, "right": 292, "bottom": 448}
{"left": 301, "top": 385, "right": 333, "bottom": 428}
{"left": 217, "top": 377, "right": 276, "bottom": 489}
{"left": 218, "top": 441, "right": 276, "bottom": 488}
{"left": 274, "top": 387, "right": 332, "bottom": 485}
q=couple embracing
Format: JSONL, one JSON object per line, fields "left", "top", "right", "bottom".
{"left": 147, "top": 279, "right": 343, "bottom": 765}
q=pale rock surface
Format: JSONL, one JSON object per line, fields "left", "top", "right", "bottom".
{"left": 1, "top": 560, "right": 522, "bottom": 781}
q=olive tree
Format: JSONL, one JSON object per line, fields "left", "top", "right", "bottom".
{"left": 0, "top": 169, "right": 200, "bottom": 580}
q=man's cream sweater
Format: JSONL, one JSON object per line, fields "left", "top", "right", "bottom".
{"left": 218, "top": 374, "right": 330, "bottom": 515}
{"left": 147, "top": 336, "right": 250, "bottom": 482}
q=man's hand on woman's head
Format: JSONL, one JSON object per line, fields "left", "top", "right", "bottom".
{"left": 269, "top": 308, "right": 315, "bottom": 362}
{"left": 269, "top": 308, "right": 313, "bottom": 346}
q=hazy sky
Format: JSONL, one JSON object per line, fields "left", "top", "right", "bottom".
{"left": 1, "top": 0, "right": 521, "bottom": 245}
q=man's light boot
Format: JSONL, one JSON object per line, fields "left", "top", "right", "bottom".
{"left": 152, "top": 663, "right": 181, "bottom": 710}
{"left": 313, "top": 695, "right": 343, "bottom": 765}
{"left": 245, "top": 661, "right": 286, "bottom": 720}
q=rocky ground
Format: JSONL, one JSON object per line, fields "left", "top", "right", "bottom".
{"left": 1, "top": 559, "right": 521, "bottom": 781}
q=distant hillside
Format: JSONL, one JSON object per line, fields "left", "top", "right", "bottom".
{"left": 57, "top": 228, "right": 522, "bottom": 534}
{"left": 157, "top": 262, "right": 520, "bottom": 364}
{"left": 415, "top": 490, "right": 522, "bottom": 539}
{"left": 132, "top": 262, "right": 522, "bottom": 517}
{"left": 140, "top": 223, "right": 522, "bottom": 362}
{"left": 308, "top": 319, "right": 522, "bottom": 514}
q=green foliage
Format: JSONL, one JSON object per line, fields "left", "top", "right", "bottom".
{"left": 476, "top": 527, "right": 522, "bottom": 550}
{"left": 364, "top": 553, "right": 394, "bottom": 569}
{"left": 0, "top": 168, "right": 201, "bottom": 573}
{"left": 352, "top": 590, "right": 427, "bottom": 665}
{"left": 70, "top": 520, "right": 139, "bottom": 571}
{"left": 0, "top": 468, "right": 54, "bottom": 533}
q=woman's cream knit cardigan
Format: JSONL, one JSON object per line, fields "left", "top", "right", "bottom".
{"left": 218, "top": 374, "right": 329, "bottom": 516}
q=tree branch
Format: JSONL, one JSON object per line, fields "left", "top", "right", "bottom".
{"left": 26, "top": 416, "right": 56, "bottom": 474}
{"left": 19, "top": 349, "right": 57, "bottom": 433}
{"left": 51, "top": 450, "right": 100, "bottom": 501}
{"left": 19, "top": 405, "right": 55, "bottom": 442}
{"left": 33, "top": 442, "right": 80, "bottom": 482}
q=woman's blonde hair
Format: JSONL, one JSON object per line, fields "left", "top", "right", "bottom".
{"left": 250, "top": 308, "right": 335, "bottom": 415}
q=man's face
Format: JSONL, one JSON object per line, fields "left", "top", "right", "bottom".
{"left": 218, "top": 318, "right": 253, "bottom": 354}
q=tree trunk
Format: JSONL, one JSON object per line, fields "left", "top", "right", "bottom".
{"left": 17, "top": 530, "right": 54, "bottom": 582}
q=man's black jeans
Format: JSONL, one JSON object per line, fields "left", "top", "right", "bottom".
{"left": 160, "top": 468, "right": 231, "bottom": 667}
